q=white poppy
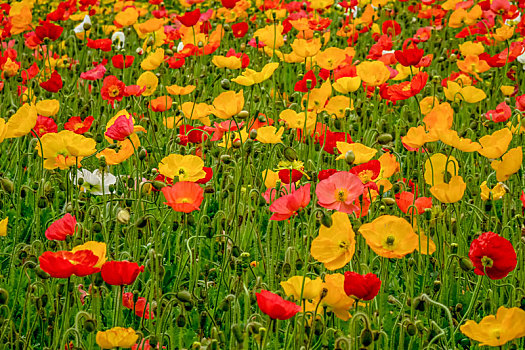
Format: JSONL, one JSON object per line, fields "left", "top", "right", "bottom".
{"left": 72, "top": 169, "right": 117, "bottom": 196}
{"left": 112, "top": 31, "right": 125, "bottom": 50}
{"left": 74, "top": 15, "right": 91, "bottom": 34}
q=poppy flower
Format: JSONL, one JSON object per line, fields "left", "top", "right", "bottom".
{"left": 485, "top": 102, "right": 512, "bottom": 122}
{"left": 177, "top": 9, "right": 201, "bottom": 27}
{"left": 40, "top": 70, "right": 63, "bottom": 93}
{"left": 294, "top": 70, "right": 317, "bottom": 92}
{"left": 429, "top": 176, "right": 467, "bottom": 203}
{"left": 232, "top": 62, "right": 279, "bottom": 86}
{"left": 335, "top": 142, "right": 377, "bottom": 164}
{"left": 231, "top": 22, "right": 249, "bottom": 38}
{"left": 380, "top": 72, "right": 428, "bottom": 102}
{"left": 358, "top": 215, "right": 419, "bottom": 258}
{"left": 35, "top": 20, "right": 63, "bottom": 41}
{"left": 491, "top": 147, "right": 522, "bottom": 182}
{"left": 101, "top": 75, "right": 125, "bottom": 106}
{"left": 269, "top": 183, "right": 311, "bottom": 220}
{"left": 162, "top": 181, "right": 204, "bottom": 213}
{"left": 64, "top": 116, "right": 94, "bottom": 134}
{"left": 479, "top": 181, "right": 506, "bottom": 201}
{"left": 0, "top": 217, "right": 7, "bottom": 237}
{"left": 318, "top": 169, "right": 337, "bottom": 181}
{"left": 477, "top": 128, "right": 513, "bottom": 159}
{"left": 112, "top": 55, "right": 134, "bottom": 69}
{"left": 122, "top": 293, "right": 154, "bottom": 319}
{"left": 96, "top": 327, "right": 138, "bottom": 349}
{"left": 343, "top": 272, "right": 381, "bottom": 301}
{"left": 311, "top": 212, "right": 356, "bottom": 270}
{"left": 101, "top": 261, "right": 144, "bottom": 286}
{"left": 468, "top": 231, "right": 517, "bottom": 280}
{"left": 32, "top": 116, "right": 57, "bottom": 137}
{"left": 460, "top": 307, "right": 525, "bottom": 347}
{"left": 80, "top": 64, "right": 107, "bottom": 80}
{"left": 256, "top": 290, "right": 301, "bottom": 320}
{"left": 87, "top": 38, "right": 112, "bottom": 52}
{"left": 45, "top": 213, "right": 76, "bottom": 241}
{"left": 158, "top": 154, "right": 206, "bottom": 182}
{"left": 221, "top": 0, "right": 239, "bottom": 8}
{"left": 382, "top": 20, "right": 402, "bottom": 36}
{"left": 37, "top": 130, "right": 97, "bottom": 169}
{"left": 149, "top": 96, "right": 172, "bottom": 112}
{"left": 278, "top": 169, "right": 303, "bottom": 184}
{"left": 280, "top": 276, "right": 323, "bottom": 301}
{"left": 212, "top": 90, "right": 244, "bottom": 119}
{"left": 195, "top": 167, "right": 213, "bottom": 184}
{"left": 39, "top": 250, "right": 100, "bottom": 278}
{"left": 395, "top": 191, "right": 432, "bottom": 215}
{"left": 394, "top": 44, "right": 424, "bottom": 67}
{"left": 316, "top": 172, "right": 364, "bottom": 214}
{"left": 105, "top": 113, "right": 135, "bottom": 141}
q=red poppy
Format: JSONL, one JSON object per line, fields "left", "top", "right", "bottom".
{"left": 221, "top": 0, "right": 239, "bottom": 8}
{"left": 101, "top": 261, "right": 144, "bottom": 286}
{"left": 166, "top": 56, "right": 185, "bottom": 69}
{"left": 343, "top": 271, "right": 381, "bottom": 301}
{"left": 39, "top": 250, "right": 100, "bottom": 278}
{"left": 316, "top": 129, "right": 353, "bottom": 154}
{"left": 105, "top": 114, "right": 134, "bottom": 141}
{"left": 278, "top": 169, "right": 303, "bottom": 184}
{"left": 64, "top": 116, "right": 94, "bottom": 134}
{"left": 256, "top": 290, "right": 301, "bottom": 320}
{"left": 521, "top": 191, "right": 525, "bottom": 212}
{"left": 349, "top": 160, "right": 381, "bottom": 184}
{"left": 101, "top": 75, "right": 125, "bottom": 106}
{"left": 294, "top": 70, "right": 317, "bottom": 93}
{"left": 231, "top": 22, "right": 249, "bottom": 38}
{"left": 21, "top": 63, "right": 39, "bottom": 84}
{"left": 204, "top": 121, "right": 242, "bottom": 141}
{"left": 269, "top": 183, "right": 311, "bottom": 220}
{"left": 40, "top": 70, "right": 63, "bottom": 93}
{"left": 162, "top": 182, "right": 204, "bottom": 213}
{"left": 380, "top": 72, "right": 428, "bottom": 102}
{"left": 394, "top": 42, "right": 424, "bottom": 67}
{"left": 87, "top": 38, "right": 112, "bottom": 52}
{"left": 35, "top": 20, "right": 64, "bottom": 41}
{"left": 485, "top": 102, "right": 512, "bottom": 123}
{"left": 179, "top": 124, "right": 209, "bottom": 143}
{"left": 32, "top": 116, "right": 57, "bottom": 137}
{"left": 468, "top": 232, "right": 517, "bottom": 280}
{"left": 112, "top": 55, "right": 135, "bottom": 69}
{"left": 124, "top": 85, "right": 146, "bottom": 97}
{"left": 395, "top": 191, "right": 432, "bottom": 215}
{"left": 382, "top": 20, "right": 402, "bottom": 37}
{"left": 177, "top": 9, "right": 201, "bottom": 27}
{"left": 318, "top": 169, "right": 337, "bottom": 181}
{"left": 45, "top": 213, "right": 76, "bottom": 241}
{"left": 122, "top": 292, "right": 154, "bottom": 319}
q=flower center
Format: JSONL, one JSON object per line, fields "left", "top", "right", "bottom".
{"left": 481, "top": 256, "right": 493, "bottom": 268}
{"left": 358, "top": 170, "right": 374, "bottom": 183}
{"left": 337, "top": 189, "right": 347, "bottom": 202}
{"left": 108, "top": 86, "right": 120, "bottom": 97}
{"left": 339, "top": 240, "right": 349, "bottom": 250}
{"left": 386, "top": 235, "right": 395, "bottom": 246}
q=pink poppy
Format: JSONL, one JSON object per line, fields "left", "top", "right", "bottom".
{"left": 269, "top": 183, "right": 311, "bottom": 220}
{"left": 80, "top": 64, "right": 107, "bottom": 81}
{"left": 315, "top": 172, "right": 364, "bottom": 214}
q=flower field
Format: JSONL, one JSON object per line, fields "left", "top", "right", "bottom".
{"left": 1, "top": 0, "right": 525, "bottom": 349}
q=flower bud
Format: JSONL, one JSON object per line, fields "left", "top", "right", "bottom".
{"left": 360, "top": 328, "right": 373, "bottom": 346}
{"left": 459, "top": 257, "right": 474, "bottom": 272}
{"left": 320, "top": 212, "right": 332, "bottom": 228}
{"left": 0, "top": 178, "right": 14, "bottom": 193}
{"left": 344, "top": 150, "right": 355, "bottom": 165}
{"left": 116, "top": 208, "right": 130, "bottom": 224}
{"left": 0, "top": 288, "right": 8, "bottom": 305}
{"left": 176, "top": 290, "right": 192, "bottom": 303}
{"left": 283, "top": 147, "right": 298, "bottom": 162}
{"left": 406, "top": 323, "right": 417, "bottom": 336}
{"left": 83, "top": 318, "right": 96, "bottom": 333}
{"left": 377, "top": 133, "right": 393, "bottom": 145}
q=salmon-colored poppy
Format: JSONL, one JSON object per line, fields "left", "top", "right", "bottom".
{"left": 316, "top": 172, "right": 364, "bottom": 214}
{"left": 162, "top": 182, "right": 204, "bottom": 213}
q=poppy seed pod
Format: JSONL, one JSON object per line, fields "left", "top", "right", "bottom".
{"left": 344, "top": 150, "right": 355, "bottom": 165}
{"left": 320, "top": 212, "right": 333, "bottom": 228}
{"left": 360, "top": 328, "right": 373, "bottom": 346}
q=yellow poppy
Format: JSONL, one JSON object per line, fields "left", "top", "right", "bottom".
{"left": 212, "top": 90, "right": 244, "bottom": 119}
{"left": 480, "top": 181, "right": 506, "bottom": 201}
{"left": 4, "top": 103, "right": 37, "bottom": 139}
{"left": 356, "top": 61, "right": 390, "bottom": 87}
{"left": 166, "top": 84, "right": 195, "bottom": 96}
{"left": 71, "top": 241, "right": 107, "bottom": 268}
{"left": 302, "top": 80, "right": 332, "bottom": 111}
{"left": 323, "top": 96, "right": 352, "bottom": 119}
{"left": 253, "top": 24, "right": 284, "bottom": 49}
{"left": 477, "top": 128, "right": 513, "bottom": 159}
{"left": 0, "top": 217, "right": 7, "bottom": 236}
{"left": 279, "top": 109, "right": 316, "bottom": 131}
{"left": 316, "top": 273, "right": 355, "bottom": 321}
{"left": 332, "top": 76, "right": 361, "bottom": 94}
{"left": 429, "top": 175, "right": 466, "bottom": 203}
{"left": 444, "top": 81, "right": 486, "bottom": 103}
{"left": 232, "top": 62, "right": 279, "bottom": 86}
{"left": 315, "top": 47, "right": 347, "bottom": 71}
{"left": 137, "top": 71, "right": 159, "bottom": 96}
{"left": 491, "top": 147, "right": 522, "bottom": 182}
{"left": 401, "top": 126, "right": 438, "bottom": 149}
{"left": 358, "top": 215, "right": 419, "bottom": 259}
{"left": 336, "top": 142, "right": 377, "bottom": 164}
{"left": 290, "top": 38, "right": 322, "bottom": 58}
{"left": 211, "top": 55, "right": 242, "bottom": 69}
{"left": 36, "top": 99, "right": 60, "bottom": 117}
{"left": 460, "top": 307, "right": 525, "bottom": 347}
{"left": 256, "top": 126, "right": 284, "bottom": 144}
{"left": 424, "top": 153, "right": 459, "bottom": 186}
{"left": 158, "top": 154, "right": 206, "bottom": 182}
{"left": 280, "top": 276, "right": 323, "bottom": 301}
{"left": 140, "top": 48, "right": 164, "bottom": 70}
{"left": 436, "top": 129, "right": 481, "bottom": 152}
{"left": 96, "top": 327, "right": 138, "bottom": 349}
{"left": 310, "top": 212, "right": 356, "bottom": 270}
{"left": 37, "top": 131, "right": 97, "bottom": 170}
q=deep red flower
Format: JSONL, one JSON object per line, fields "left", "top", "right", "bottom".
{"left": 35, "top": 20, "right": 64, "bottom": 41}
{"left": 122, "top": 292, "right": 154, "bottom": 319}
{"left": 380, "top": 72, "right": 428, "bottom": 102}
{"left": 39, "top": 250, "right": 100, "bottom": 278}
{"left": 231, "top": 22, "right": 249, "bottom": 38}
{"left": 343, "top": 271, "right": 381, "bottom": 301}
{"left": 221, "top": 0, "right": 239, "bottom": 8}
{"left": 162, "top": 182, "right": 204, "bottom": 213}
{"left": 485, "top": 102, "right": 512, "bottom": 123}
{"left": 40, "top": 70, "right": 63, "bottom": 93}
{"left": 278, "top": 169, "right": 303, "bottom": 184}
{"left": 45, "top": 213, "right": 76, "bottom": 241}
{"left": 269, "top": 183, "right": 311, "bottom": 220}
{"left": 395, "top": 191, "right": 432, "bottom": 215}
{"left": 21, "top": 63, "right": 39, "bottom": 84}
{"left": 315, "top": 129, "right": 353, "bottom": 154}
{"left": 468, "top": 232, "right": 517, "bottom": 280}
{"left": 179, "top": 124, "right": 209, "bottom": 144}
{"left": 87, "top": 38, "right": 113, "bottom": 52}
{"left": 294, "top": 70, "right": 317, "bottom": 93}
{"left": 32, "top": 115, "right": 57, "bottom": 137}
{"left": 382, "top": 20, "right": 402, "bottom": 37}
{"left": 101, "top": 75, "right": 125, "bottom": 106}
{"left": 256, "top": 290, "right": 301, "bottom": 320}
{"left": 101, "top": 261, "right": 144, "bottom": 286}
{"left": 177, "top": 9, "right": 201, "bottom": 27}
{"left": 112, "top": 55, "right": 135, "bottom": 69}
{"left": 318, "top": 169, "right": 337, "bottom": 181}
{"left": 64, "top": 116, "right": 94, "bottom": 134}
{"left": 349, "top": 160, "right": 381, "bottom": 184}
{"left": 394, "top": 43, "right": 424, "bottom": 67}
